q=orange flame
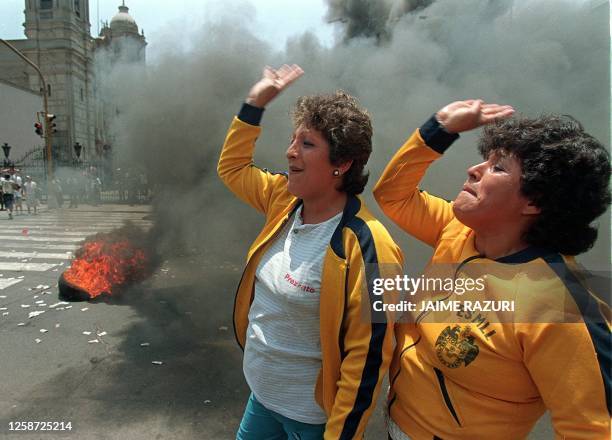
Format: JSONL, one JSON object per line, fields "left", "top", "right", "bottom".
{"left": 64, "top": 239, "right": 149, "bottom": 298}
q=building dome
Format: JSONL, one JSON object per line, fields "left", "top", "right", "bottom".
{"left": 110, "top": 3, "right": 138, "bottom": 34}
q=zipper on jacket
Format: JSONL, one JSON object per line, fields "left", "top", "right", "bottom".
{"left": 339, "top": 262, "right": 350, "bottom": 360}
{"left": 232, "top": 214, "right": 295, "bottom": 350}
{"left": 232, "top": 268, "right": 248, "bottom": 350}
{"left": 433, "top": 367, "right": 461, "bottom": 427}
{"left": 387, "top": 336, "right": 421, "bottom": 413}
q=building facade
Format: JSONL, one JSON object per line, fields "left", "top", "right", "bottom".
{"left": 0, "top": 0, "right": 145, "bottom": 166}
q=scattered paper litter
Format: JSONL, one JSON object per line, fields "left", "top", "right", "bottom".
{"left": 34, "top": 338, "right": 42, "bottom": 344}
{"left": 0, "top": 307, "right": 7, "bottom": 311}
{"left": 49, "top": 302, "right": 69, "bottom": 309}
{"left": 65, "top": 305, "right": 72, "bottom": 309}
{"left": 18, "top": 276, "right": 25, "bottom": 279}
{"left": 33, "top": 295, "right": 39, "bottom": 299}
{"left": 36, "top": 301, "right": 44, "bottom": 304}
{"left": 204, "top": 400, "right": 211, "bottom": 404}
{"left": 218, "top": 326, "right": 228, "bottom": 331}
{"left": 17, "top": 322, "right": 25, "bottom": 326}
{"left": 88, "top": 339, "right": 99, "bottom": 344}
{"left": 140, "top": 342, "right": 150, "bottom": 347}
{"left": 28, "top": 311, "right": 45, "bottom": 318}
{"left": 81, "top": 308, "right": 89, "bottom": 312}
{"left": 97, "top": 331, "right": 107, "bottom": 337}
{"left": 0, "top": 295, "right": 6, "bottom": 299}
{"left": 35, "top": 284, "right": 44, "bottom": 289}
{"left": 151, "top": 361, "right": 163, "bottom": 365}
{"left": 2, "top": 312, "right": 8, "bottom": 316}
{"left": 55, "top": 323, "right": 60, "bottom": 328}
{"left": 38, "top": 304, "right": 47, "bottom": 307}
{"left": 82, "top": 331, "right": 92, "bottom": 335}
{"left": 21, "top": 304, "right": 30, "bottom": 308}
{"left": 40, "top": 329, "right": 48, "bottom": 333}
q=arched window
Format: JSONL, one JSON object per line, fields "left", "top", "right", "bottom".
{"left": 74, "top": 0, "right": 81, "bottom": 17}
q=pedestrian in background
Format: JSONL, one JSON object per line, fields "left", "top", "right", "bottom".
{"left": 1, "top": 174, "right": 16, "bottom": 219}
{"left": 23, "top": 176, "right": 38, "bottom": 215}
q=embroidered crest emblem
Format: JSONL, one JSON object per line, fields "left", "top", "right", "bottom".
{"left": 435, "top": 325, "right": 479, "bottom": 368}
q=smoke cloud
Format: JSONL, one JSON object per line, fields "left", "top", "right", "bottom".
{"left": 105, "top": 0, "right": 609, "bottom": 273}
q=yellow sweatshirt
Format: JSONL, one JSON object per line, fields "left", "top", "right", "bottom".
{"left": 373, "top": 116, "right": 611, "bottom": 439}
{"left": 218, "top": 106, "right": 404, "bottom": 439}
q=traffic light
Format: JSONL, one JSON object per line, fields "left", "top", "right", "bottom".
{"left": 34, "top": 122, "right": 43, "bottom": 137}
{"left": 45, "top": 114, "right": 57, "bottom": 134}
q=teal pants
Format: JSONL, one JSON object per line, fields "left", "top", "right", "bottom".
{"left": 236, "top": 393, "right": 325, "bottom": 439}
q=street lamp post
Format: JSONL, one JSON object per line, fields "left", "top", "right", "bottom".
{"left": 0, "top": 38, "right": 56, "bottom": 207}
{"left": 1, "top": 142, "right": 13, "bottom": 168}
{"left": 73, "top": 142, "right": 82, "bottom": 160}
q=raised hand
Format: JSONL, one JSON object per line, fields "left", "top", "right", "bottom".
{"left": 246, "top": 64, "right": 304, "bottom": 109}
{"left": 436, "top": 100, "right": 514, "bottom": 134}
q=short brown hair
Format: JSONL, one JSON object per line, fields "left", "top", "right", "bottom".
{"left": 292, "top": 91, "right": 372, "bottom": 195}
{"left": 479, "top": 115, "right": 611, "bottom": 255}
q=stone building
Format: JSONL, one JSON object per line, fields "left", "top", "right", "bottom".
{"left": 0, "top": 0, "right": 146, "bottom": 166}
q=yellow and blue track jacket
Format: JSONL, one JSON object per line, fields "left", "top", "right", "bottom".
{"left": 217, "top": 104, "right": 404, "bottom": 439}
{"left": 373, "top": 116, "right": 611, "bottom": 439}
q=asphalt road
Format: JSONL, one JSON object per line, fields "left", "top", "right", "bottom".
{"left": 0, "top": 204, "right": 553, "bottom": 439}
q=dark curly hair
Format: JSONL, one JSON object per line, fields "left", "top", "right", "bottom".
{"left": 292, "top": 91, "right": 372, "bottom": 195}
{"left": 479, "top": 115, "right": 611, "bottom": 255}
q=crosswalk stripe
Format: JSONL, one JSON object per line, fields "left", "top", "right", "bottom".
{"left": 0, "top": 235, "right": 84, "bottom": 242}
{"left": 0, "top": 278, "right": 23, "bottom": 289}
{"left": 0, "top": 243, "right": 77, "bottom": 251}
{"left": 0, "top": 251, "right": 73, "bottom": 260}
{"left": 9, "top": 219, "right": 151, "bottom": 224}
{"left": 0, "top": 231, "right": 90, "bottom": 237}
{"left": 1, "top": 227, "right": 117, "bottom": 232}
{"left": 0, "top": 262, "right": 58, "bottom": 271}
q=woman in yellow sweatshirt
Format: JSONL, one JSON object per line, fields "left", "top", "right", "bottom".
{"left": 374, "top": 100, "right": 610, "bottom": 439}
{"left": 218, "top": 65, "right": 403, "bottom": 439}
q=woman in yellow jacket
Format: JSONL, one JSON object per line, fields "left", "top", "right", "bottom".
{"left": 218, "top": 65, "right": 403, "bottom": 439}
{"left": 374, "top": 100, "right": 611, "bottom": 439}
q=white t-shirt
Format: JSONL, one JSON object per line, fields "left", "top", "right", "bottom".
{"left": 243, "top": 205, "right": 343, "bottom": 424}
{"left": 24, "top": 181, "right": 37, "bottom": 197}
{"left": 1, "top": 178, "right": 15, "bottom": 195}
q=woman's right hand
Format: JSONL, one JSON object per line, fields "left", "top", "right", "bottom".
{"left": 246, "top": 64, "right": 304, "bottom": 109}
{"left": 436, "top": 100, "right": 514, "bottom": 134}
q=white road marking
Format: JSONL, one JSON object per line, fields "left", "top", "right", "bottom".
{"left": 0, "top": 262, "right": 58, "bottom": 272}
{"left": 0, "top": 251, "right": 73, "bottom": 260}
{"left": 0, "top": 278, "right": 23, "bottom": 289}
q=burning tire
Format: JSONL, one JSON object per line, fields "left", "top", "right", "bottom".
{"left": 59, "top": 224, "right": 152, "bottom": 301}
{"left": 58, "top": 272, "right": 98, "bottom": 302}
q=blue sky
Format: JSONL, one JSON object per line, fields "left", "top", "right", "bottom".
{"left": 0, "top": 0, "right": 336, "bottom": 56}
